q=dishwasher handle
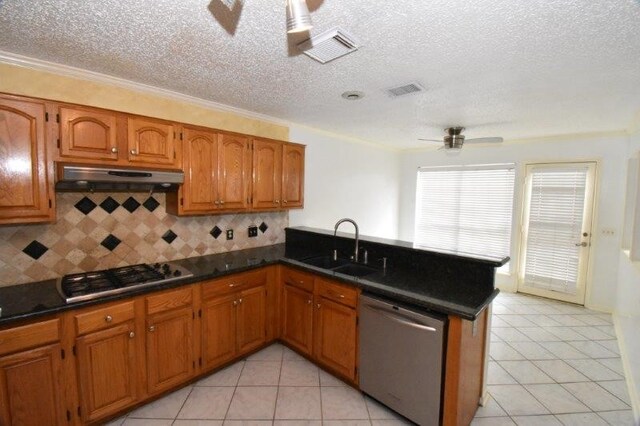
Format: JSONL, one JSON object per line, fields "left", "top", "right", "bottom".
{"left": 362, "top": 304, "right": 437, "bottom": 332}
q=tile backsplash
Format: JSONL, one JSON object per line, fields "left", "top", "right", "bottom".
{"left": 0, "top": 193, "right": 287, "bottom": 286}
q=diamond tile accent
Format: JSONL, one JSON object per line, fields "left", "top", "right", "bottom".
{"left": 99, "top": 196, "right": 120, "bottom": 213}
{"left": 143, "top": 196, "right": 160, "bottom": 212}
{"left": 22, "top": 240, "right": 48, "bottom": 260}
{"left": 122, "top": 197, "right": 141, "bottom": 213}
{"left": 162, "top": 230, "right": 178, "bottom": 244}
{"left": 101, "top": 234, "right": 121, "bottom": 251}
{"left": 259, "top": 222, "right": 268, "bottom": 233}
{"left": 74, "top": 196, "right": 97, "bottom": 215}
{"left": 210, "top": 226, "right": 222, "bottom": 239}
{"left": 0, "top": 193, "right": 288, "bottom": 286}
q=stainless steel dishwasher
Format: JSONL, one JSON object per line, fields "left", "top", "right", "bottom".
{"left": 359, "top": 293, "right": 446, "bottom": 426}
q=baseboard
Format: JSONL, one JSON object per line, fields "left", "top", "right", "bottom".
{"left": 612, "top": 313, "right": 640, "bottom": 425}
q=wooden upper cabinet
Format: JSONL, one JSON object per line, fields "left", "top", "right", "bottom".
{"left": 0, "top": 96, "right": 53, "bottom": 224}
{"left": 252, "top": 138, "right": 282, "bottom": 209}
{"left": 59, "top": 106, "right": 119, "bottom": 161}
{"left": 218, "top": 132, "right": 251, "bottom": 210}
{"left": 181, "top": 127, "right": 218, "bottom": 213}
{"left": 127, "top": 117, "right": 178, "bottom": 167}
{"left": 282, "top": 143, "right": 305, "bottom": 208}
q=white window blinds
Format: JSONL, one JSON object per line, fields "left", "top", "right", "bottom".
{"left": 414, "top": 164, "right": 515, "bottom": 267}
{"left": 523, "top": 165, "right": 589, "bottom": 294}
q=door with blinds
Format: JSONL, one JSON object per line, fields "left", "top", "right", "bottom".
{"left": 518, "top": 162, "right": 597, "bottom": 305}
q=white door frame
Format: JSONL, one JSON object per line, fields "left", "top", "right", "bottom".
{"left": 517, "top": 161, "right": 597, "bottom": 305}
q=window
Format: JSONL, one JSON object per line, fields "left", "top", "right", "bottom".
{"left": 414, "top": 164, "right": 515, "bottom": 271}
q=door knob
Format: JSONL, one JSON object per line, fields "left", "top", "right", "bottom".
{"left": 575, "top": 242, "right": 588, "bottom": 247}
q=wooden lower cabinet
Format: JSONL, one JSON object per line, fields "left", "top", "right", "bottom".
{"left": 0, "top": 343, "right": 67, "bottom": 426}
{"left": 75, "top": 322, "right": 138, "bottom": 422}
{"left": 237, "top": 285, "right": 267, "bottom": 354}
{"left": 314, "top": 297, "right": 358, "bottom": 381}
{"left": 146, "top": 305, "right": 194, "bottom": 395}
{"left": 281, "top": 283, "right": 314, "bottom": 356}
{"left": 201, "top": 293, "right": 237, "bottom": 370}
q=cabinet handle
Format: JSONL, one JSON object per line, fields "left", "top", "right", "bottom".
{"left": 129, "top": 331, "right": 135, "bottom": 338}
{"left": 111, "top": 147, "right": 118, "bottom": 153}
{"left": 148, "top": 325, "right": 155, "bottom": 332}
{"left": 130, "top": 149, "right": 137, "bottom": 155}
{"left": 330, "top": 291, "right": 345, "bottom": 299}
{"left": 105, "top": 315, "right": 113, "bottom": 323}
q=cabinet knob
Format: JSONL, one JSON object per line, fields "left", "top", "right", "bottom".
{"left": 283, "top": 200, "right": 288, "bottom": 204}
{"left": 105, "top": 315, "right": 113, "bottom": 323}
{"left": 111, "top": 147, "right": 118, "bottom": 153}
{"left": 214, "top": 200, "right": 220, "bottom": 205}
{"left": 129, "top": 331, "right": 135, "bottom": 338}
{"left": 233, "top": 300, "right": 238, "bottom": 306}
{"left": 229, "top": 283, "right": 235, "bottom": 287}
{"left": 130, "top": 149, "right": 137, "bottom": 155}
{"left": 307, "top": 299, "right": 312, "bottom": 304}
{"left": 316, "top": 303, "right": 321, "bottom": 309}
{"left": 148, "top": 325, "right": 155, "bottom": 332}
{"left": 275, "top": 200, "right": 280, "bottom": 204}
{"left": 238, "top": 298, "right": 243, "bottom": 304}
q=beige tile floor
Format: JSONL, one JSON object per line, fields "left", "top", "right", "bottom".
{"left": 105, "top": 292, "right": 634, "bottom": 426}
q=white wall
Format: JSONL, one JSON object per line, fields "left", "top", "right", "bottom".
{"left": 288, "top": 125, "right": 401, "bottom": 239}
{"left": 397, "top": 134, "right": 628, "bottom": 312}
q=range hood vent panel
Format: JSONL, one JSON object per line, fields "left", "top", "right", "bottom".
{"left": 56, "top": 165, "right": 184, "bottom": 192}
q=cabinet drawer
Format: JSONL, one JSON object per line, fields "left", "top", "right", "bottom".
{"left": 75, "top": 301, "right": 135, "bottom": 336}
{"left": 282, "top": 267, "right": 314, "bottom": 293}
{"left": 0, "top": 319, "right": 60, "bottom": 356}
{"left": 202, "top": 269, "right": 267, "bottom": 299}
{"left": 316, "top": 278, "right": 358, "bottom": 308}
{"left": 146, "top": 287, "right": 193, "bottom": 315}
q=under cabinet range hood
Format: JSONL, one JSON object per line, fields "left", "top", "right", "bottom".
{"left": 55, "top": 165, "right": 184, "bottom": 192}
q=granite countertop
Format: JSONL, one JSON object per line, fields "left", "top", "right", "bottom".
{"left": 0, "top": 242, "right": 498, "bottom": 326}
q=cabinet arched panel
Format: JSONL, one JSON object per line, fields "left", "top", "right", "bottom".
{"left": 59, "top": 106, "right": 118, "bottom": 160}
{"left": 127, "top": 117, "right": 177, "bottom": 166}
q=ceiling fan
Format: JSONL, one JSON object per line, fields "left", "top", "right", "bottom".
{"left": 419, "top": 127, "right": 504, "bottom": 150}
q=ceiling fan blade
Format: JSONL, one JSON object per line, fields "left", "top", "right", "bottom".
{"left": 465, "top": 137, "right": 504, "bottom": 144}
{"left": 418, "top": 138, "right": 443, "bottom": 143}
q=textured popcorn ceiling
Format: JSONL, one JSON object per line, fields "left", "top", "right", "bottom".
{"left": 1, "top": 0, "right": 640, "bottom": 148}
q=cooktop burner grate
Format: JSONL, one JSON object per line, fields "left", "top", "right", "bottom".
{"left": 57, "top": 262, "right": 193, "bottom": 303}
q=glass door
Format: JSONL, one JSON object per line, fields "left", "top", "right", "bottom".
{"left": 518, "top": 162, "right": 597, "bottom": 305}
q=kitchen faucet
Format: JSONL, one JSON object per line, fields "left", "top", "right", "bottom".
{"left": 334, "top": 218, "right": 359, "bottom": 262}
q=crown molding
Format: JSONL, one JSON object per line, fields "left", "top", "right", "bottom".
{"left": 0, "top": 50, "right": 290, "bottom": 127}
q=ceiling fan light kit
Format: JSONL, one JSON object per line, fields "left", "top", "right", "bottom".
{"left": 419, "top": 127, "right": 504, "bottom": 151}
{"left": 286, "top": 0, "right": 313, "bottom": 33}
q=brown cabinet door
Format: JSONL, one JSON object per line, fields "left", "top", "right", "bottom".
{"left": 0, "top": 344, "right": 66, "bottom": 426}
{"left": 75, "top": 322, "right": 138, "bottom": 422}
{"left": 237, "top": 285, "right": 267, "bottom": 354}
{"left": 282, "top": 144, "right": 305, "bottom": 208}
{"left": 181, "top": 127, "right": 218, "bottom": 213}
{"left": 127, "top": 117, "right": 177, "bottom": 166}
{"left": 146, "top": 307, "right": 194, "bottom": 395}
{"left": 314, "top": 297, "right": 357, "bottom": 381}
{"left": 281, "top": 284, "right": 314, "bottom": 356}
{"left": 59, "top": 106, "right": 119, "bottom": 161}
{"left": 218, "top": 132, "right": 251, "bottom": 210}
{"left": 201, "top": 293, "right": 237, "bottom": 371}
{"left": 252, "top": 138, "right": 282, "bottom": 209}
{"left": 0, "top": 96, "right": 52, "bottom": 224}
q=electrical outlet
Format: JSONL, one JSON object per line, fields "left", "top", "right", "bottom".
{"left": 248, "top": 226, "right": 258, "bottom": 238}
{"left": 226, "top": 229, "right": 234, "bottom": 240}
{"left": 601, "top": 228, "right": 615, "bottom": 236}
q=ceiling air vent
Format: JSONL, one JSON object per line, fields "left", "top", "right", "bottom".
{"left": 298, "top": 27, "right": 359, "bottom": 64}
{"left": 386, "top": 82, "right": 425, "bottom": 98}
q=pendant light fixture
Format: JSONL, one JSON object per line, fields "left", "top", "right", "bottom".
{"left": 286, "top": 0, "right": 313, "bottom": 33}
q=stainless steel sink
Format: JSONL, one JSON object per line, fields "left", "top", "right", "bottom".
{"left": 298, "top": 255, "right": 378, "bottom": 278}
{"left": 332, "top": 263, "right": 378, "bottom": 277}
{"left": 299, "top": 255, "right": 350, "bottom": 269}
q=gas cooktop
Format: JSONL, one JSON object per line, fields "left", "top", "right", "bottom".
{"left": 57, "top": 262, "right": 193, "bottom": 303}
